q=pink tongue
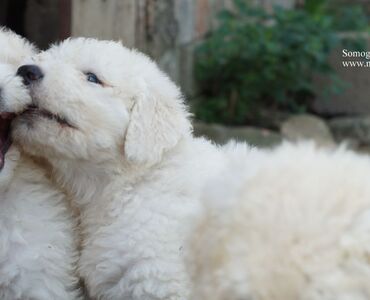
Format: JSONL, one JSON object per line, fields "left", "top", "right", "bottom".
{"left": 0, "top": 114, "right": 14, "bottom": 171}
{"left": 0, "top": 112, "right": 14, "bottom": 119}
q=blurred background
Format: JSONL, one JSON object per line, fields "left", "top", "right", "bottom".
{"left": 2, "top": 0, "right": 370, "bottom": 151}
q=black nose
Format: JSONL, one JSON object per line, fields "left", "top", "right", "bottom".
{"left": 17, "top": 65, "right": 44, "bottom": 85}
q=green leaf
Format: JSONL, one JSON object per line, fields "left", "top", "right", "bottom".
{"left": 193, "top": 1, "right": 368, "bottom": 125}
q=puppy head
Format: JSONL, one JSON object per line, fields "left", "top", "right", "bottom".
{"left": 14, "top": 38, "right": 192, "bottom": 166}
{"left": 0, "top": 27, "right": 36, "bottom": 113}
{"left": 0, "top": 28, "right": 36, "bottom": 171}
{"left": 0, "top": 27, "right": 37, "bottom": 67}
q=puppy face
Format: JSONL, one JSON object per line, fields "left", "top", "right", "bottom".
{"left": 0, "top": 28, "right": 36, "bottom": 171}
{"left": 0, "top": 63, "right": 31, "bottom": 114}
{"left": 14, "top": 38, "right": 191, "bottom": 165}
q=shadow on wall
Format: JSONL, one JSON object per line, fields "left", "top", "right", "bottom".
{"left": 0, "top": 0, "right": 71, "bottom": 49}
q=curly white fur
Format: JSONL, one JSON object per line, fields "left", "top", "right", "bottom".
{"left": 190, "top": 142, "right": 370, "bottom": 300}
{"left": 13, "top": 37, "right": 370, "bottom": 300}
{"left": 0, "top": 28, "right": 80, "bottom": 299}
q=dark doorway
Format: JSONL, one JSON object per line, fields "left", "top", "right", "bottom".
{"left": 0, "top": 0, "right": 71, "bottom": 49}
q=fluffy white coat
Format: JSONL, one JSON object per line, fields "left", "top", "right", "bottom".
{"left": 12, "top": 37, "right": 370, "bottom": 300}
{"left": 190, "top": 142, "right": 370, "bottom": 300}
{"left": 0, "top": 28, "right": 80, "bottom": 299}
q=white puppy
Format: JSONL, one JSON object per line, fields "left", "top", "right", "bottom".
{"left": 13, "top": 38, "right": 222, "bottom": 300}
{"left": 12, "top": 37, "right": 370, "bottom": 300}
{"left": 0, "top": 28, "right": 81, "bottom": 299}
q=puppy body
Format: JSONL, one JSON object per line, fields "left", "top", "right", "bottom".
{"left": 190, "top": 142, "right": 370, "bottom": 300}
{"left": 13, "top": 37, "right": 370, "bottom": 300}
{"left": 0, "top": 29, "right": 80, "bottom": 299}
{"left": 12, "top": 38, "right": 225, "bottom": 299}
{"left": 54, "top": 136, "right": 221, "bottom": 300}
{"left": 0, "top": 149, "right": 80, "bottom": 300}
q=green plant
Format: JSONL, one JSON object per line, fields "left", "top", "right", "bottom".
{"left": 305, "top": 0, "right": 369, "bottom": 31}
{"left": 194, "top": 0, "right": 368, "bottom": 125}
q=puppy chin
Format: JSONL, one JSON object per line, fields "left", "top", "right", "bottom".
{"left": 12, "top": 119, "right": 44, "bottom": 154}
{"left": 13, "top": 118, "right": 76, "bottom": 161}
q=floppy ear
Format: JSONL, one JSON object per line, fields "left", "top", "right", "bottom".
{"left": 124, "top": 82, "right": 191, "bottom": 166}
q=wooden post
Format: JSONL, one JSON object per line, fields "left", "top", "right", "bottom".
{"left": 59, "top": 0, "right": 71, "bottom": 40}
{"left": 72, "top": 0, "right": 137, "bottom": 48}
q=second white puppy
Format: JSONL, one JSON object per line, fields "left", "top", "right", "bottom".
{"left": 14, "top": 37, "right": 370, "bottom": 300}
{"left": 0, "top": 28, "right": 81, "bottom": 300}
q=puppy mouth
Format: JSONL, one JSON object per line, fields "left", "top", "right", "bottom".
{"left": 0, "top": 112, "right": 15, "bottom": 171}
{"left": 21, "top": 104, "right": 74, "bottom": 128}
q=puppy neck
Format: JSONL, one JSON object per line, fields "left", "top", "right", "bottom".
{"left": 46, "top": 136, "right": 193, "bottom": 210}
{"left": 47, "top": 157, "right": 119, "bottom": 205}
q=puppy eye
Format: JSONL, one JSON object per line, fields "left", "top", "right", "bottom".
{"left": 86, "top": 72, "right": 102, "bottom": 85}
